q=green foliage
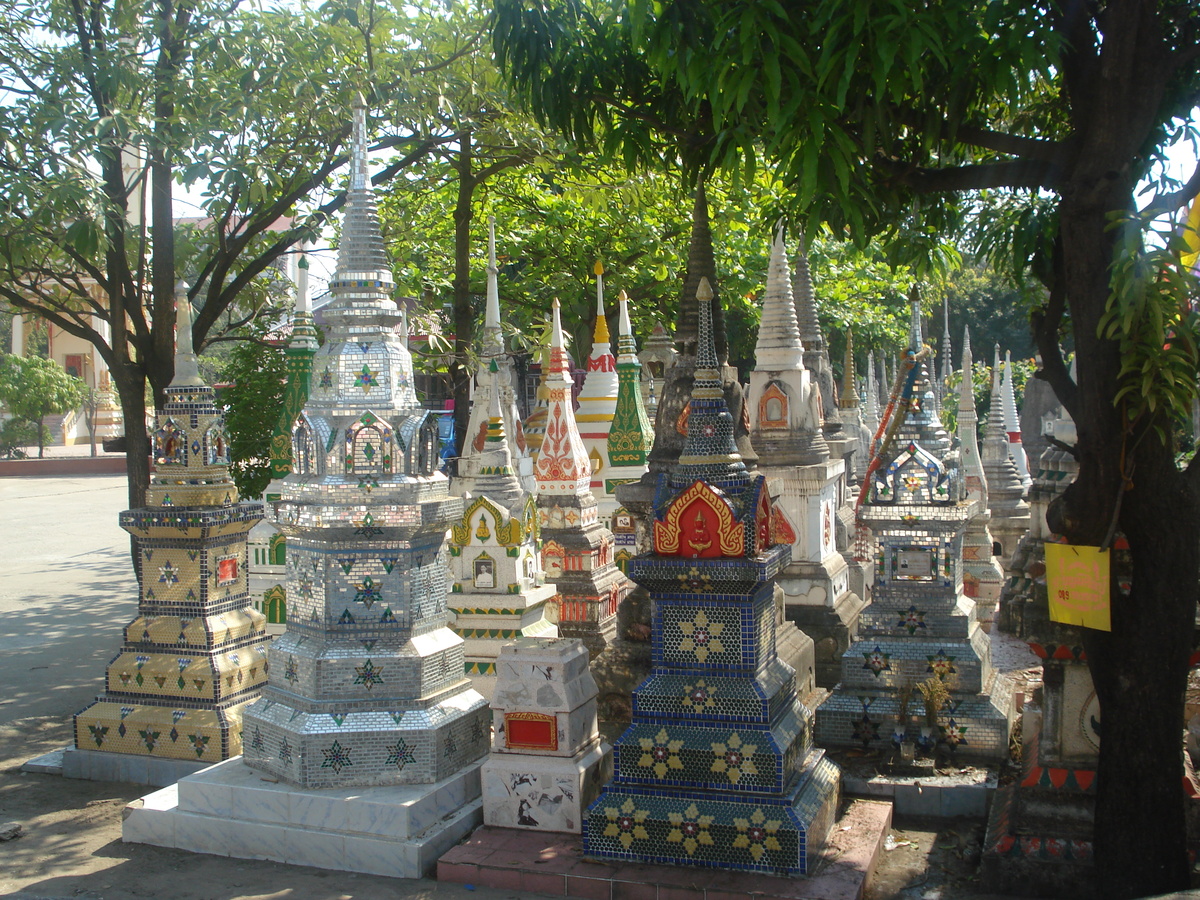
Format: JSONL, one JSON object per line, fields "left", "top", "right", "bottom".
{"left": 0, "top": 416, "right": 38, "bottom": 455}
{"left": 216, "top": 338, "right": 289, "bottom": 501}
{"left": 1101, "top": 215, "right": 1200, "bottom": 447}
{"left": 0, "top": 353, "right": 85, "bottom": 456}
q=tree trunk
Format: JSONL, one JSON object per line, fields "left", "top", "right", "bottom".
{"left": 450, "top": 132, "right": 475, "bottom": 465}
{"left": 1050, "top": 175, "right": 1199, "bottom": 898}
{"left": 36, "top": 414, "right": 45, "bottom": 458}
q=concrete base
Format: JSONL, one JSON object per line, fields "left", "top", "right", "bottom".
{"left": 438, "top": 799, "right": 893, "bottom": 900}
{"left": 61, "top": 746, "right": 211, "bottom": 786}
{"left": 123, "top": 755, "right": 483, "bottom": 878}
{"left": 483, "top": 741, "right": 612, "bottom": 833}
{"left": 842, "top": 763, "right": 997, "bottom": 817}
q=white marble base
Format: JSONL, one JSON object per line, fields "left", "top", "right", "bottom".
{"left": 482, "top": 741, "right": 611, "bottom": 833}
{"left": 62, "top": 747, "right": 211, "bottom": 786}
{"left": 124, "top": 755, "right": 483, "bottom": 878}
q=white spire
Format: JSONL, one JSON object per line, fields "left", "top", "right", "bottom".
{"left": 170, "top": 280, "right": 204, "bottom": 387}
{"left": 753, "top": 224, "right": 805, "bottom": 370}
{"left": 1001, "top": 349, "right": 1031, "bottom": 485}
{"left": 482, "top": 216, "right": 502, "bottom": 356}
{"left": 296, "top": 249, "right": 311, "bottom": 315}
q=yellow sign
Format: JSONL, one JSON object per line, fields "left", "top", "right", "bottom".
{"left": 1045, "top": 543, "right": 1111, "bottom": 631}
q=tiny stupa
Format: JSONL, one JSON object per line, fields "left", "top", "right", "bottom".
{"left": 482, "top": 637, "right": 611, "bottom": 832}
{"left": 72, "top": 283, "right": 269, "bottom": 778}
{"left": 584, "top": 277, "right": 841, "bottom": 875}
{"left": 536, "top": 298, "right": 630, "bottom": 659}
{"left": 575, "top": 262, "right": 622, "bottom": 525}
{"left": 956, "top": 329, "right": 1006, "bottom": 630}
{"left": 981, "top": 346, "right": 1031, "bottom": 568}
{"left": 816, "top": 302, "right": 1014, "bottom": 762}
{"left": 607, "top": 289, "right": 653, "bottom": 573}
{"left": 457, "top": 218, "right": 535, "bottom": 495}
{"left": 1000, "top": 349, "right": 1032, "bottom": 488}
{"left": 938, "top": 297, "right": 955, "bottom": 407}
{"left": 448, "top": 367, "right": 558, "bottom": 698}
{"left": 240, "top": 95, "right": 488, "bottom": 790}
{"left": 638, "top": 320, "right": 677, "bottom": 408}
{"left": 248, "top": 248, "right": 320, "bottom": 633}
{"left": 748, "top": 229, "right": 864, "bottom": 689}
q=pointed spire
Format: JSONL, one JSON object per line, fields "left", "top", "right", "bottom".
{"left": 792, "top": 230, "right": 824, "bottom": 351}
{"left": 296, "top": 252, "right": 311, "bottom": 314}
{"left": 481, "top": 216, "right": 503, "bottom": 357}
{"left": 939, "top": 295, "right": 954, "bottom": 396}
{"left": 958, "top": 327, "right": 975, "bottom": 420}
{"left": 616, "top": 290, "right": 637, "bottom": 363}
{"left": 170, "top": 281, "right": 204, "bottom": 387}
{"left": 289, "top": 246, "right": 319, "bottom": 353}
{"left": 673, "top": 277, "right": 744, "bottom": 483}
{"left": 840, "top": 328, "right": 860, "bottom": 409}
{"left": 754, "top": 225, "right": 805, "bottom": 370}
{"left": 609, "top": 289, "right": 652, "bottom": 468}
{"left": 1000, "top": 349, "right": 1031, "bottom": 485}
{"left": 536, "top": 299, "right": 594, "bottom": 499}
{"left": 593, "top": 260, "right": 610, "bottom": 345}
{"left": 470, "top": 361, "right": 524, "bottom": 507}
{"left": 907, "top": 285, "right": 924, "bottom": 352}
{"left": 864, "top": 352, "right": 879, "bottom": 436}
{"left": 956, "top": 325, "right": 988, "bottom": 503}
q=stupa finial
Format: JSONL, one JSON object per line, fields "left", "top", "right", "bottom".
{"left": 908, "top": 285, "right": 924, "bottom": 352}
{"left": 482, "top": 216, "right": 503, "bottom": 357}
{"left": 753, "top": 224, "right": 805, "bottom": 369}
{"left": 593, "top": 260, "right": 610, "bottom": 345}
{"left": 792, "top": 230, "right": 824, "bottom": 351}
{"left": 170, "top": 280, "right": 204, "bottom": 387}
{"left": 958, "top": 326, "right": 975, "bottom": 420}
{"left": 840, "top": 327, "right": 860, "bottom": 409}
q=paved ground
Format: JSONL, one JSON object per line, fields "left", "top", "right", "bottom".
{"left": 0, "top": 471, "right": 1034, "bottom": 900}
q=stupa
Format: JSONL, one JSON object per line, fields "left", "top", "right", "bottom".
{"left": 982, "top": 346, "right": 1031, "bottom": 568}
{"left": 1001, "top": 349, "right": 1032, "bottom": 488}
{"left": 793, "top": 231, "right": 855, "bottom": 474}
{"left": 956, "top": 329, "right": 1006, "bottom": 630}
{"left": 521, "top": 316, "right": 559, "bottom": 459}
{"left": 607, "top": 290, "right": 653, "bottom": 571}
{"left": 638, "top": 320, "right": 677, "bottom": 408}
{"left": 448, "top": 367, "right": 557, "bottom": 698}
{"left": 248, "top": 249, "right": 319, "bottom": 633}
{"left": 70, "top": 284, "right": 268, "bottom": 783}
{"left": 840, "top": 328, "right": 872, "bottom": 483}
{"left": 746, "top": 228, "right": 862, "bottom": 689}
{"left": 238, "top": 95, "right": 488, "bottom": 790}
{"left": 575, "top": 262, "right": 622, "bottom": 525}
{"left": 584, "top": 277, "right": 840, "bottom": 875}
{"left": 816, "top": 307, "right": 1014, "bottom": 762}
{"left": 536, "top": 298, "right": 629, "bottom": 659}
{"left": 456, "top": 218, "right": 535, "bottom": 495}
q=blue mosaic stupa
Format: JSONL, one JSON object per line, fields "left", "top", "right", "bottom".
{"left": 583, "top": 278, "right": 840, "bottom": 876}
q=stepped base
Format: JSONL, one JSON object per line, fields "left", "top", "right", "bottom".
{"left": 441, "top": 799, "right": 892, "bottom": 900}
{"left": 815, "top": 673, "right": 1015, "bottom": 763}
{"left": 123, "top": 755, "right": 482, "bottom": 878}
{"left": 584, "top": 751, "right": 840, "bottom": 875}
{"left": 74, "top": 696, "right": 256, "bottom": 764}
{"left": 61, "top": 746, "right": 211, "bottom": 786}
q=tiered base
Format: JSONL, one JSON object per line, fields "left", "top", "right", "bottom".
{"left": 123, "top": 756, "right": 482, "bottom": 878}
{"left": 816, "top": 672, "right": 1015, "bottom": 761}
{"left": 584, "top": 751, "right": 840, "bottom": 875}
{"left": 75, "top": 697, "right": 257, "bottom": 763}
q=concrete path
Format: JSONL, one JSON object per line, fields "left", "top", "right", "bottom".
{"left": 0, "top": 474, "right": 135, "bottom": 725}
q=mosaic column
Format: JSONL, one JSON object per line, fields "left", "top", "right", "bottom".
{"left": 584, "top": 279, "right": 840, "bottom": 876}
{"left": 240, "top": 96, "right": 488, "bottom": 788}
{"left": 74, "top": 287, "right": 269, "bottom": 766}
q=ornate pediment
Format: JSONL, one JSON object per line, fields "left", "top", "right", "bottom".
{"left": 654, "top": 480, "right": 744, "bottom": 559}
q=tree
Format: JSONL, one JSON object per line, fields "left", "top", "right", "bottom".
{"left": 493, "top": 2, "right": 1200, "bottom": 894}
{"left": 0, "top": 354, "right": 85, "bottom": 457}
{"left": 216, "top": 330, "right": 289, "bottom": 502}
{"left": 0, "top": 0, "right": 457, "bottom": 509}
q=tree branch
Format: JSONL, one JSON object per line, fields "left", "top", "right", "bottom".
{"left": 1031, "top": 235, "right": 1079, "bottom": 418}
{"left": 953, "top": 124, "right": 1070, "bottom": 163}
{"left": 1141, "top": 158, "right": 1200, "bottom": 218}
{"left": 882, "top": 156, "right": 1062, "bottom": 193}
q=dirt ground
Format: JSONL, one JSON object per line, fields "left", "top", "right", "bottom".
{"left": 0, "top": 714, "right": 1042, "bottom": 900}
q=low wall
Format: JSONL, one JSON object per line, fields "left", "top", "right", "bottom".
{"left": 0, "top": 455, "right": 138, "bottom": 476}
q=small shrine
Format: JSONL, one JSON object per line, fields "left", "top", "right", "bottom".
{"left": 816, "top": 311, "right": 1014, "bottom": 762}
{"left": 748, "top": 229, "right": 864, "bottom": 689}
{"left": 584, "top": 278, "right": 840, "bottom": 875}
{"left": 457, "top": 218, "right": 535, "bottom": 495}
{"left": 482, "top": 638, "right": 611, "bottom": 832}
{"left": 575, "top": 262, "right": 622, "bottom": 525}
{"left": 449, "top": 374, "right": 558, "bottom": 697}
{"left": 536, "top": 298, "right": 630, "bottom": 659}
{"left": 982, "top": 346, "right": 1031, "bottom": 569}
{"left": 70, "top": 285, "right": 269, "bottom": 780}
{"left": 239, "top": 96, "right": 488, "bottom": 790}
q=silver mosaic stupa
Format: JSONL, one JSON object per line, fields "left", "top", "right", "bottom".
{"left": 241, "top": 96, "right": 487, "bottom": 789}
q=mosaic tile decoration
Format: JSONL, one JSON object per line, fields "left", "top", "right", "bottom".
{"left": 241, "top": 100, "right": 488, "bottom": 789}
{"left": 584, "top": 278, "right": 840, "bottom": 876}
{"left": 816, "top": 326, "right": 1013, "bottom": 761}
{"left": 74, "top": 294, "right": 270, "bottom": 764}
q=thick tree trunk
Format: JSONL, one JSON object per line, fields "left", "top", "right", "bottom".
{"left": 1050, "top": 176, "right": 1199, "bottom": 897}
